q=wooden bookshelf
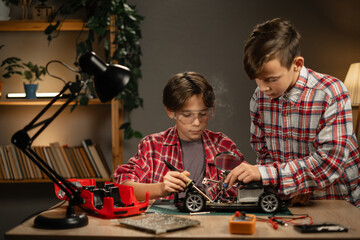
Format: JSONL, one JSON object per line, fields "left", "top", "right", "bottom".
{"left": 0, "top": 178, "right": 111, "bottom": 183}
{"left": 0, "top": 142, "right": 112, "bottom": 183}
{"left": 0, "top": 19, "right": 87, "bottom": 31}
{"left": 0, "top": 98, "right": 106, "bottom": 106}
{"left": 0, "top": 19, "right": 125, "bottom": 183}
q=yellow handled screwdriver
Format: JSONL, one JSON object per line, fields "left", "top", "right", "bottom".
{"left": 163, "top": 160, "right": 212, "bottom": 201}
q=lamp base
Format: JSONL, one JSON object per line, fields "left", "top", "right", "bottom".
{"left": 34, "top": 210, "right": 88, "bottom": 229}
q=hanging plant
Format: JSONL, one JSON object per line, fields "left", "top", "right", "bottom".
{"left": 44, "top": 0, "right": 143, "bottom": 139}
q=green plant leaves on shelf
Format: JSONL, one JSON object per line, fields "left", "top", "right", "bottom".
{"left": 44, "top": 0, "right": 144, "bottom": 139}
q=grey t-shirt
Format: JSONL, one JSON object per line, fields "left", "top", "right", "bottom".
{"left": 179, "top": 138, "right": 206, "bottom": 191}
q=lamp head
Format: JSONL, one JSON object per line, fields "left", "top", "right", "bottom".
{"left": 78, "top": 52, "right": 130, "bottom": 102}
{"left": 344, "top": 62, "right": 360, "bottom": 105}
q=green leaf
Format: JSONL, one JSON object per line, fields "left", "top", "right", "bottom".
{"left": 133, "top": 131, "right": 143, "bottom": 139}
{"left": 42, "top": 0, "right": 144, "bottom": 140}
{"left": 120, "top": 122, "right": 130, "bottom": 129}
{"left": 124, "top": 125, "right": 134, "bottom": 139}
{"left": 79, "top": 96, "right": 89, "bottom": 106}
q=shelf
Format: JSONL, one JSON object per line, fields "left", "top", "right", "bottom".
{"left": 0, "top": 98, "right": 107, "bottom": 106}
{"left": 0, "top": 17, "right": 124, "bottom": 184}
{"left": 0, "top": 19, "right": 87, "bottom": 31}
{"left": 0, "top": 178, "right": 112, "bottom": 183}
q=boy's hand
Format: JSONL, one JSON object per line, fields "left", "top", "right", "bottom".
{"left": 162, "top": 170, "right": 191, "bottom": 195}
{"left": 224, "top": 163, "right": 261, "bottom": 188}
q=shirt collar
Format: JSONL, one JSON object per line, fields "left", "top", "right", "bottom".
{"left": 163, "top": 125, "right": 209, "bottom": 146}
{"left": 280, "top": 66, "right": 309, "bottom": 104}
{"left": 164, "top": 126, "right": 180, "bottom": 146}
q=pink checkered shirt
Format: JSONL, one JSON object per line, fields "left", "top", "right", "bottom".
{"left": 114, "top": 126, "right": 244, "bottom": 200}
{"left": 251, "top": 66, "right": 360, "bottom": 207}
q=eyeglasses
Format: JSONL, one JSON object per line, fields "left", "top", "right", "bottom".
{"left": 172, "top": 108, "right": 214, "bottom": 124}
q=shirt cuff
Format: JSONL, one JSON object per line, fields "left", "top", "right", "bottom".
{"left": 257, "top": 165, "right": 278, "bottom": 186}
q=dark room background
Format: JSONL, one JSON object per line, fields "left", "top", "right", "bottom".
{"left": 1, "top": 0, "right": 359, "bottom": 238}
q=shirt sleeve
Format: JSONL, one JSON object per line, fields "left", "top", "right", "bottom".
{"left": 113, "top": 138, "right": 151, "bottom": 184}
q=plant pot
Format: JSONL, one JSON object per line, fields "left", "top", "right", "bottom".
{"left": 0, "top": 1, "right": 10, "bottom": 21}
{"left": 24, "top": 83, "right": 38, "bottom": 99}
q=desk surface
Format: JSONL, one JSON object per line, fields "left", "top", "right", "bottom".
{"left": 5, "top": 200, "right": 360, "bottom": 240}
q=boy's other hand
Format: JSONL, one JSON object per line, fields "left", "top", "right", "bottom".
{"left": 224, "top": 163, "right": 261, "bottom": 188}
{"left": 162, "top": 170, "right": 191, "bottom": 195}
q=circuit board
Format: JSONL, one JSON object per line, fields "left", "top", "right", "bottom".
{"left": 119, "top": 213, "right": 200, "bottom": 234}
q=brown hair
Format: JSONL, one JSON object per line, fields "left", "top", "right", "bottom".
{"left": 163, "top": 72, "right": 215, "bottom": 112}
{"left": 243, "top": 18, "right": 302, "bottom": 79}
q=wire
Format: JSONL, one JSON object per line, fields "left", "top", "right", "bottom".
{"left": 45, "top": 60, "right": 80, "bottom": 85}
{"left": 256, "top": 213, "right": 313, "bottom": 229}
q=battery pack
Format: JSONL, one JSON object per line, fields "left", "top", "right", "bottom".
{"left": 229, "top": 211, "right": 256, "bottom": 234}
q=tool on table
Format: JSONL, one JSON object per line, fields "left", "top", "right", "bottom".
{"left": 229, "top": 211, "right": 256, "bottom": 234}
{"left": 163, "top": 160, "right": 212, "bottom": 201}
{"left": 294, "top": 223, "right": 348, "bottom": 233}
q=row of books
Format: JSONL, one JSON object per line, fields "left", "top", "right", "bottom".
{"left": 0, "top": 139, "right": 111, "bottom": 181}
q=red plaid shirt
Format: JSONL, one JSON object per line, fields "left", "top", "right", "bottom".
{"left": 251, "top": 66, "right": 360, "bottom": 207}
{"left": 114, "top": 126, "right": 244, "bottom": 200}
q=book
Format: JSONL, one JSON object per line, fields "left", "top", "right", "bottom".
{"left": 95, "top": 144, "right": 112, "bottom": 175}
{"left": 50, "top": 142, "right": 71, "bottom": 178}
{"left": 10, "top": 145, "right": 23, "bottom": 179}
{"left": 81, "top": 139, "right": 101, "bottom": 177}
{"left": 49, "top": 142, "right": 68, "bottom": 178}
{"left": 29, "top": 147, "right": 43, "bottom": 179}
{"left": 74, "top": 147, "right": 91, "bottom": 178}
{"left": 33, "top": 146, "right": 48, "bottom": 179}
{"left": 58, "top": 145, "right": 76, "bottom": 178}
{"left": 88, "top": 144, "right": 110, "bottom": 179}
{"left": 0, "top": 147, "right": 8, "bottom": 179}
{"left": 64, "top": 146, "right": 84, "bottom": 178}
{"left": 20, "top": 149, "right": 35, "bottom": 179}
{"left": 78, "top": 147, "right": 97, "bottom": 177}
{"left": 3, "top": 146, "right": 15, "bottom": 180}
{"left": 43, "top": 146, "right": 61, "bottom": 176}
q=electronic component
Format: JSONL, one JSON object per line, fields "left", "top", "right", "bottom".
{"left": 119, "top": 213, "right": 200, "bottom": 234}
{"left": 229, "top": 211, "right": 256, "bottom": 234}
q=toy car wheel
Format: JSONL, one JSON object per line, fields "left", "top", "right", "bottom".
{"left": 259, "top": 192, "right": 280, "bottom": 213}
{"left": 184, "top": 192, "right": 205, "bottom": 212}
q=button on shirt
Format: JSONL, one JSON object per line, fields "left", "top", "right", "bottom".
{"left": 114, "top": 126, "right": 244, "bottom": 200}
{"left": 250, "top": 66, "right": 360, "bottom": 207}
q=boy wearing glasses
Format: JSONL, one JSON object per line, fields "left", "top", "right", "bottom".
{"left": 225, "top": 18, "right": 360, "bottom": 207}
{"left": 114, "top": 72, "right": 244, "bottom": 200}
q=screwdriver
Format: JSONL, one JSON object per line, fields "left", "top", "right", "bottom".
{"left": 163, "top": 160, "right": 212, "bottom": 201}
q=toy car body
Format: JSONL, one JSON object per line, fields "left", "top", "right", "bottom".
{"left": 174, "top": 152, "right": 285, "bottom": 214}
{"left": 175, "top": 181, "right": 284, "bottom": 214}
{"left": 54, "top": 179, "right": 149, "bottom": 219}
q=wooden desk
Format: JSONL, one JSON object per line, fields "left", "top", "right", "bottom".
{"left": 5, "top": 200, "right": 360, "bottom": 239}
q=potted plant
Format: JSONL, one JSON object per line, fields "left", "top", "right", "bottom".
{"left": 0, "top": 44, "right": 22, "bottom": 98}
{"left": 43, "top": 0, "right": 144, "bottom": 139}
{"left": 20, "top": 61, "right": 46, "bottom": 99}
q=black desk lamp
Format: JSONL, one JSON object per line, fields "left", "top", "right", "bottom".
{"left": 11, "top": 52, "right": 130, "bottom": 229}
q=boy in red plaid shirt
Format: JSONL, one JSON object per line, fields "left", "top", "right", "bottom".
{"left": 114, "top": 72, "right": 244, "bottom": 200}
{"left": 225, "top": 18, "right": 360, "bottom": 207}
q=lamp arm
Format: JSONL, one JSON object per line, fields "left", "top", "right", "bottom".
{"left": 11, "top": 80, "right": 86, "bottom": 206}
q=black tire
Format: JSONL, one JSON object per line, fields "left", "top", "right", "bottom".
{"left": 184, "top": 192, "right": 205, "bottom": 212}
{"left": 259, "top": 192, "right": 280, "bottom": 213}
